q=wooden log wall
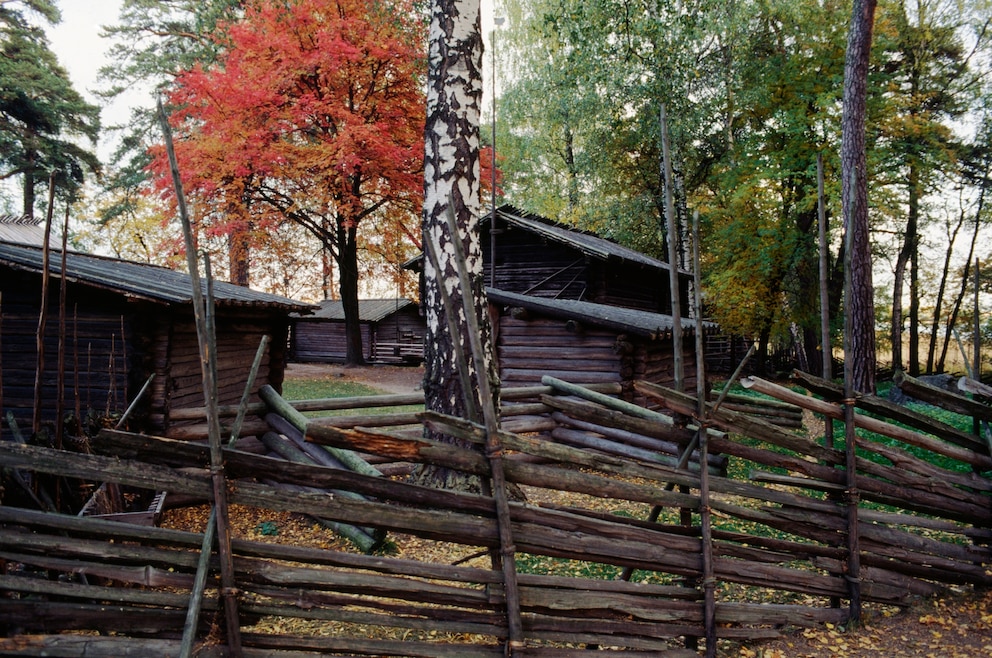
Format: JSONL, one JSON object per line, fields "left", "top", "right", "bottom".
{"left": 291, "top": 319, "right": 372, "bottom": 363}
{"left": 149, "top": 311, "right": 289, "bottom": 434}
{"left": 484, "top": 228, "right": 588, "bottom": 299}
{"left": 497, "top": 317, "right": 624, "bottom": 388}
{"left": 1, "top": 374, "right": 989, "bottom": 656}
{"left": 0, "top": 276, "right": 133, "bottom": 434}
{"left": 371, "top": 307, "right": 425, "bottom": 364}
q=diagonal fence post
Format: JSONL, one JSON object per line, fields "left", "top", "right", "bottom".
{"left": 158, "top": 100, "right": 243, "bottom": 657}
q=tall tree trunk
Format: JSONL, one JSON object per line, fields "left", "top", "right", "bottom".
{"left": 926, "top": 203, "right": 967, "bottom": 373}
{"left": 840, "top": 0, "right": 878, "bottom": 394}
{"left": 338, "top": 222, "right": 365, "bottom": 366}
{"left": 23, "top": 140, "right": 37, "bottom": 218}
{"left": 936, "top": 193, "right": 985, "bottom": 372}
{"left": 891, "top": 241, "right": 910, "bottom": 373}
{"left": 228, "top": 230, "right": 251, "bottom": 287}
{"left": 420, "top": 0, "right": 495, "bottom": 490}
{"left": 892, "top": 162, "right": 920, "bottom": 375}
{"left": 909, "top": 240, "right": 920, "bottom": 375}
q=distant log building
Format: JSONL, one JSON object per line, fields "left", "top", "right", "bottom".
{"left": 480, "top": 205, "right": 692, "bottom": 315}
{"left": 290, "top": 298, "right": 425, "bottom": 364}
{"left": 405, "top": 205, "right": 722, "bottom": 398}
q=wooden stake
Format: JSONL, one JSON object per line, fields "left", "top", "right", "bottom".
{"left": 818, "top": 152, "right": 835, "bottom": 454}
{"left": 691, "top": 210, "right": 716, "bottom": 658}
{"left": 157, "top": 99, "right": 242, "bottom": 657}
{"left": 842, "top": 166, "right": 862, "bottom": 623}
{"left": 660, "top": 104, "right": 684, "bottom": 392}
{"left": 33, "top": 171, "right": 57, "bottom": 436}
{"left": 56, "top": 204, "right": 69, "bottom": 451}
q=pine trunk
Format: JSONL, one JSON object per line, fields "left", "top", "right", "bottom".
{"left": 840, "top": 0, "right": 878, "bottom": 394}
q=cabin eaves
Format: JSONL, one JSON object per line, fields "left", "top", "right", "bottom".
{"left": 0, "top": 242, "right": 312, "bottom": 313}
{"left": 487, "top": 205, "right": 683, "bottom": 274}
{"left": 487, "top": 288, "right": 715, "bottom": 340}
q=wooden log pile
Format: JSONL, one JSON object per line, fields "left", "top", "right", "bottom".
{"left": 1, "top": 373, "right": 990, "bottom": 656}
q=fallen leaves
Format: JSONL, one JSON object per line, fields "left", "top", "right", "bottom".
{"left": 740, "top": 588, "right": 992, "bottom": 657}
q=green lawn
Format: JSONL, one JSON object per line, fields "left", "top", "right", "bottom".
{"left": 282, "top": 378, "right": 389, "bottom": 400}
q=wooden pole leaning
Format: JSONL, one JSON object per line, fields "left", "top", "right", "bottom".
{"left": 179, "top": 334, "right": 268, "bottom": 658}
{"left": 440, "top": 201, "right": 524, "bottom": 657}
{"left": 158, "top": 100, "right": 243, "bottom": 657}
{"left": 841, "top": 167, "right": 862, "bottom": 624}
{"left": 692, "top": 210, "right": 717, "bottom": 658}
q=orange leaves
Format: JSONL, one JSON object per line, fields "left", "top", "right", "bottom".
{"left": 149, "top": 0, "right": 426, "bottom": 272}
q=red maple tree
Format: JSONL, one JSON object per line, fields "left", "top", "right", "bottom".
{"left": 151, "top": 0, "right": 426, "bottom": 364}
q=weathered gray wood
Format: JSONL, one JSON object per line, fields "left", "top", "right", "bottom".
{"left": 958, "top": 375, "right": 992, "bottom": 398}
{"left": 259, "top": 384, "right": 381, "bottom": 477}
{"left": 793, "top": 370, "right": 985, "bottom": 452}
{"left": 895, "top": 370, "right": 992, "bottom": 422}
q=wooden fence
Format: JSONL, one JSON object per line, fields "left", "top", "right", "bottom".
{"left": 0, "top": 371, "right": 990, "bottom": 656}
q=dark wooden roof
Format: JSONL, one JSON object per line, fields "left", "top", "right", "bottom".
{"left": 404, "top": 205, "right": 690, "bottom": 276}
{"left": 296, "top": 298, "right": 416, "bottom": 322}
{"left": 0, "top": 242, "right": 313, "bottom": 312}
{"left": 487, "top": 288, "right": 715, "bottom": 339}
{"left": 487, "top": 205, "right": 685, "bottom": 273}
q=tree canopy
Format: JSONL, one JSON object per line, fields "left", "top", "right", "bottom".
{"left": 0, "top": 0, "right": 100, "bottom": 216}
{"left": 149, "top": 0, "right": 426, "bottom": 362}
{"left": 494, "top": 0, "right": 992, "bottom": 375}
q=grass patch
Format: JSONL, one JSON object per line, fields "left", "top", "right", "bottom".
{"left": 282, "top": 378, "right": 388, "bottom": 400}
{"left": 281, "top": 377, "right": 423, "bottom": 419}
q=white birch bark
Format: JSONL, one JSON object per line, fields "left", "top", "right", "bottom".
{"left": 422, "top": 0, "right": 498, "bottom": 430}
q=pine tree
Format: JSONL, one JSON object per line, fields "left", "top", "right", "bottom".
{"left": 0, "top": 0, "right": 100, "bottom": 216}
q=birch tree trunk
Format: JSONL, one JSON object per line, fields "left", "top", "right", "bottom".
{"left": 840, "top": 0, "right": 878, "bottom": 394}
{"left": 420, "top": 0, "right": 497, "bottom": 489}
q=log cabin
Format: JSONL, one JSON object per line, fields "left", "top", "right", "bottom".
{"left": 482, "top": 205, "right": 692, "bottom": 315}
{"left": 0, "top": 242, "right": 313, "bottom": 439}
{"left": 290, "top": 298, "right": 425, "bottom": 364}
{"left": 488, "top": 288, "right": 716, "bottom": 405}
{"left": 408, "top": 205, "right": 719, "bottom": 393}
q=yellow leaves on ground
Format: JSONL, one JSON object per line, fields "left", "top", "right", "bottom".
{"left": 739, "top": 588, "right": 992, "bottom": 657}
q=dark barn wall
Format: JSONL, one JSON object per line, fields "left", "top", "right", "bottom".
{"left": 496, "top": 316, "right": 624, "bottom": 388}
{"left": 0, "top": 272, "right": 136, "bottom": 436}
{"left": 495, "top": 311, "right": 701, "bottom": 405}
{"left": 629, "top": 339, "right": 700, "bottom": 408}
{"left": 292, "top": 320, "right": 372, "bottom": 363}
{"left": 149, "top": 309, "right": 291, "bottom": 432}
{"left": 1, "top": 268, "right": 291, "bottom": 438}
{"left": 482, "top": 220, "right": 690, "bottom": 317}
{"left": 483, "top": 226, "right": 588, "bottom": 299}
{"left": 591, "top": 261, "right": 673, "bottom": 314}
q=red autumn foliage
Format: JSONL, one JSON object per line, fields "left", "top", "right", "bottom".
{"left": 149, "top": 0, "right": 426, "bottom": 315}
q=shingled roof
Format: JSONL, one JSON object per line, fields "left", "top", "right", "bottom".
{"left": 0, "top": 215, "right": 61, "bottom": 248}
{"left": 0, "top": 242, "right": 312, "bottom": 312}
{"left": 487, "top": 205, "right": 684, "bottom": 273}
{"left": 297, "top": 298, "right": 416, "bottom": 322}
{"left": 405, "top": 205, "right": 689, "bottom": 276}
{"left": 487, "top": 288, "right": 715, "bottom": 340}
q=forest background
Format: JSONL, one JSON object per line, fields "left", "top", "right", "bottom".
{"left": 1, "top": 0, "right": 991, "bottom": 378}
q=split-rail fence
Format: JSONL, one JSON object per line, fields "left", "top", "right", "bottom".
{"left": 0, "top": 370, "right": 990, "bottom": 656}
